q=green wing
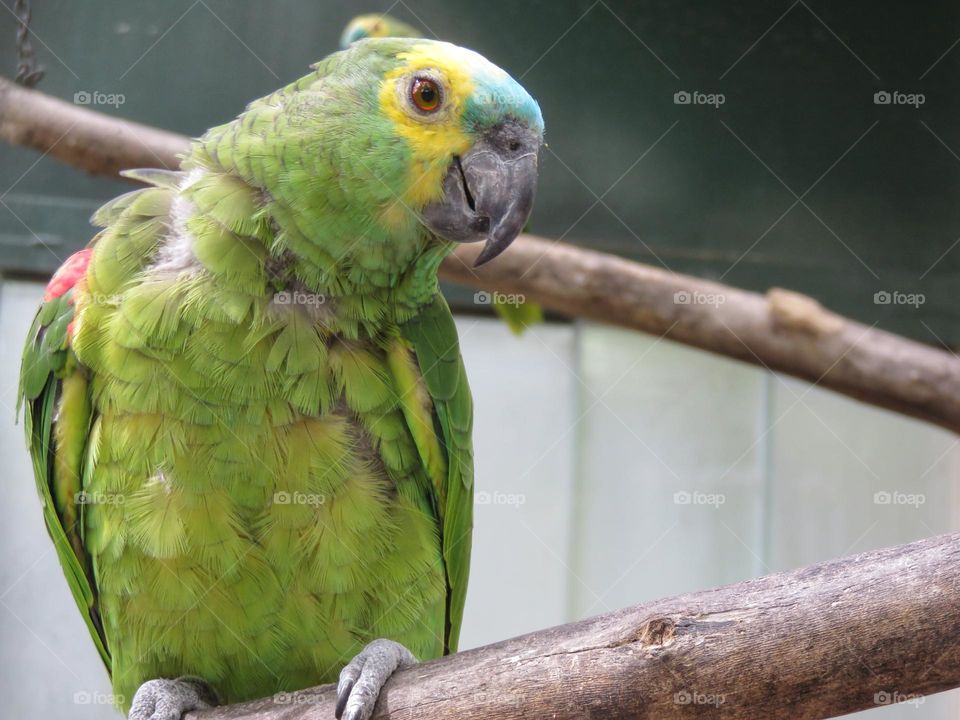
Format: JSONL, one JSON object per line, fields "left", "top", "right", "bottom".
{"left": 398, "top": 293, "right": 474, "bottom": 653}
{"left": 19, "top": 288, "right": 108, "bottom": 668}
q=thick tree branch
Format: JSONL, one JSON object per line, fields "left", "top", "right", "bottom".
{"left": 186, "top": 532, "right": 960, "bottom": 719}
{"left": 4, "top": 76, "right": 960, "bottom": 434}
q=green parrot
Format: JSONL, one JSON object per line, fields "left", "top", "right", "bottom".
{"left": 19, "top": 38, "right": 542, "bottom": 720}
{"left": 339, "top": 13, "right": 422, "bottom": 47}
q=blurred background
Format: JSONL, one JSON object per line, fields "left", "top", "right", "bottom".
{"left": 1, "top": 1, "right": 959, "bottom": 717}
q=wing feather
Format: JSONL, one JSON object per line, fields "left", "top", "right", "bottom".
{"left": 19, "top": 265, "right": 109, "bottom": 669}
{"left": 397, "top": 293, "right": 474, "bottom": 653}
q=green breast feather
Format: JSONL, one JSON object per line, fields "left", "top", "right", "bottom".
{"left": 18, "top": 177, "right": 475, "bottom": 706}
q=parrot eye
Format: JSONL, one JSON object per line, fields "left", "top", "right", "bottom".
{"left": 410, "top": 77, "right": 442, "bottom": 113}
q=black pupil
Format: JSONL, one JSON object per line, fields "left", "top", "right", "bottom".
{"left": 418, "top": 82, "right": 436, "bottom": 105}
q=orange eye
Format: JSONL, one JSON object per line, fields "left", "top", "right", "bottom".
{"left": 410, "top": 77, "right": 442, "bottom": 113}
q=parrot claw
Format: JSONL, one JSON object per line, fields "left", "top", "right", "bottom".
{"left": 128, "top": 677, "right": 217, "bottom": 720}
{"left": 335, "top": 639, "right": 416, "bottom": 720}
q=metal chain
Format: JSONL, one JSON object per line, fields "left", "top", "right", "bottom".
{"left": 14, "top": 0, "right": 45, "bottom": 87}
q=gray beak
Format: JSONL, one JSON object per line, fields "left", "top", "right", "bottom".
{"left": 421, "top": 122, "right": 541, "bottom": 266}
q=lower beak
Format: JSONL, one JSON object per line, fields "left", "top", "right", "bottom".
{"left": 420, "top": 123, "right": 540, "bottom": 266}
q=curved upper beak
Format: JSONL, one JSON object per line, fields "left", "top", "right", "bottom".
{"left": 421, "top": 122, "right": 541, "bottom": 266}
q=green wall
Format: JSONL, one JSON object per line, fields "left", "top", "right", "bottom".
{"left": 2, "top": 1, "right": 958, "bottom": 343}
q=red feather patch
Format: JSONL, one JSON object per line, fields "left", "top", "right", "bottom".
{"left": 44, "top": 248, "right": 92, "bottom": 302}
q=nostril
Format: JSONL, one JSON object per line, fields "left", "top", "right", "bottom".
{"left": 508, "top": 141, "right": 521, "bottom": 153}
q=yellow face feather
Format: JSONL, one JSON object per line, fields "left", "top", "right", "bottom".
{"left": 374, "top": 40, "right": 542, "bottom": 240}
{"left": 379, "top": 43, "right": 483, "bottom": 208}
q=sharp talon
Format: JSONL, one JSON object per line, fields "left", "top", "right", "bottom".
{"left": 335, "top": 639, "right": 416, "bottom": 720}
{"left": 128, "top": 677, "right": 214, "bottom": 720}
{"left": 335, "top": 678, "right": 354, "bottom": 719}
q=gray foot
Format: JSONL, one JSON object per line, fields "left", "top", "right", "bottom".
{"left": 128, "top": 677, "right": 216, "bottom": 720}
{"left": 335, "top": 639, "right": 416, "bottom": 720}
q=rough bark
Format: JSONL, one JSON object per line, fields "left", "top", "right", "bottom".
{"left": 4, "top": 76, "right": 960, "bottom": 434}
{"left": 187, "top": 532, "right": 960, "bottom": 719}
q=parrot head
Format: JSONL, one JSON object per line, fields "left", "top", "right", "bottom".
{"left": 339, "top": 13, "right": 422, "bottom": 47}
{"left": 359, "top": 38, "right": 544, "bottom": 266}
{"left": 216, "top": 38, "right": 545, "bottom": 277}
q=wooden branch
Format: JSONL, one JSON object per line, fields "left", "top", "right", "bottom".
{"left": 0, "top": 75, "right": 186, "bottom": 174}
{"left": 186, "top": 532, "right": 960, "bottom": 719}
{"left": 4, "top": 75, "right": 960, "bottom": 434}
{"left": 443, "top": 242, "right": 960, "bottom": 435}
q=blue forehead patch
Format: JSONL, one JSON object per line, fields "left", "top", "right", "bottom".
{"left": 458, "top": 56, "right": 544, "bottom": 135}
